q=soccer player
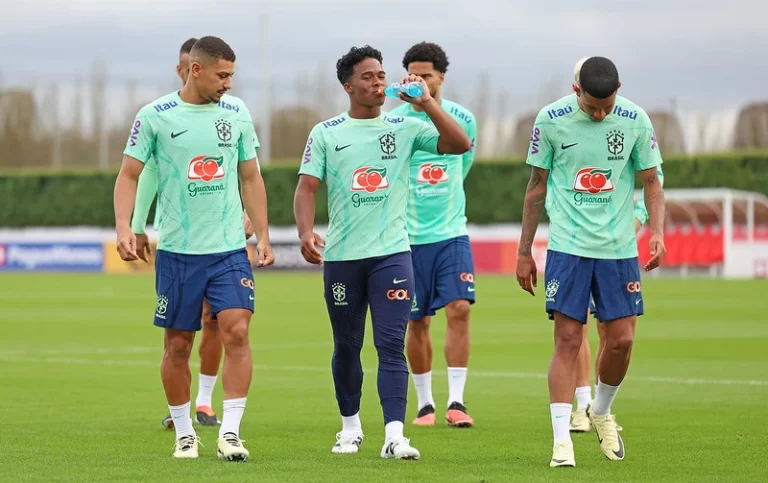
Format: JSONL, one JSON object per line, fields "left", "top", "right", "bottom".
{"left": 129, "top": 36, "right": 246, "bottom": 431}
{"left": 515, "top": 56, "right": 666, "bottom": 467}
{"left": 114, "top": 36, "right": 274, "bottom": 461}
{"left": 568, "top": 58, "right": 666, "bottom": 434}
{"left": 293, "top": 45, "right": 471, "bottom": 460}
{"left": 388, "top": 42, "right": 477, "bottom": 428}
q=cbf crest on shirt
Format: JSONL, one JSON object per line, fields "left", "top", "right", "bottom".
{"left": 298, "top": 112, "right": 441, "bottom": 262}
{"left": 123, "top": 92, "right": 259, "bottom": 255}
{"left": 526, "top": 94, "right": 663, "bottom": 260}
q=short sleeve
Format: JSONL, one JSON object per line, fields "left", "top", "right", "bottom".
{"left": 123, "top": 113, "right": 155, "bottom": 164}
{"left": 298, "top": 125, "right": 326, "bottom": 181}
{"left": 462, "top": 114, "right": 477, "bottom": 179}
{"left": 237, "top": 105, "right": 259, "bottom": 162}
{"left": 525, "top": 109, "right": 554, "bottom": 170}
{"left": 411, "top": 119, "right": 440, "bottom": 156}
{"left": 631, "top": 111, "right": 663, "bottom": 171}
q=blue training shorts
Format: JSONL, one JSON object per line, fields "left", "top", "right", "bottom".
{"left": 153, "top": 248, "right": 254, "bottom": 331}
{"left": 410, "top": 235, "right": 476, "bottom": 321}
{"left": 544, "top": 250, "right": 643, "bottom": 324}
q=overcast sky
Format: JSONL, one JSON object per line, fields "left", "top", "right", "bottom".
{"left": 1, "top": 0, "right": 765, "bottom": 114}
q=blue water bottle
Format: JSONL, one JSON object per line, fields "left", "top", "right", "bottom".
{"left": 384, "top": 82, "right": 424, "bottom": 99}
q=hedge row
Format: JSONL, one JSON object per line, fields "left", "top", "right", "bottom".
{"left": 1, "top": 153, "right": 766, "bottom": 227}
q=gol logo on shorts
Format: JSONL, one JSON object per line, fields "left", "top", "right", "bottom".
{"left": 241, "top": 278, "right": 254, "bottom": 289}
{"left": 460, "top": 272, "right": 474, "bottom": 283}
{"left": 387, "top": 289, "right": 410, "bottom": 301}
{"left": 626, "top": 281, "right": 641, "bottom": 293}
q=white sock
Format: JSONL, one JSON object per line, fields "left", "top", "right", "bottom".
{"left": 385, "top": 421, "right": 404, "bottom": 442}
{"left": 219, "top": 397, "right": 247, "bottom": 438}
{"left": 447, "top": 367, "right": 468, "bottom": 406}
{"left": 575, "top": 386, "right": 592, "bottom": 410}
{"left": 412, "top": 372, "right": 435, "bottom": 410}
{"left": 195, "top": 374, "right": 217, "bottom": 408}
{"left": 593, "top": 378, "right": 620, "bottom": 416}
{"left": 550, "top": 403, "right": 572, "bottom": 443}
{"left": 341, "top": 412, "right": 362, "bottom": 432}
{"left": 168, "top": 401, "right": 195, "bottom": 439}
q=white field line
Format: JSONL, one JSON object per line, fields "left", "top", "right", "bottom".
{"left": 0, "top": 347, "right": 766, "bottom": 387}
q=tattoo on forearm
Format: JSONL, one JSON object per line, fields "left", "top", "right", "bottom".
{"left": 519, "top": 168, "right": 547, "bottom": 255}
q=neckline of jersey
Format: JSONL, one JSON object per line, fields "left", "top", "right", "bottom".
{"left": 173, "top": 90, "right": 220, "bottom": 109}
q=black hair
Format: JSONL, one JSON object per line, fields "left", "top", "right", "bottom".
{"left": 579, "top": 56, "right": 619, "bottom": 99}
{"left": 180, "top": 38, "right": 198, "bottom": 55}
{"left": 336, "top": 45, "right": 383, "bottom": 84}
{"left": 190, "top": 36, "right": 236, "bottom": 63}
{"left": 402, "top": 41, "right": 449, "bottom": 73}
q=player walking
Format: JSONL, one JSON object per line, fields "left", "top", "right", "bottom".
{"left": 293, "top": 45, "right": 470, "bottom": 460}
{"left": 516, "top": 56, "right": 666, "bottom": 467}
{"left": 388, "top": 42, "right": 478, "bottom": 428}
{"left": 114, "top": 36, "right": 274, "bottom": 461}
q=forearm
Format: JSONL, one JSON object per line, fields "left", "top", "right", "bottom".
{"left": 240, "top": 176, "right": 270, "bottom": 241}
{"left": 131, "top": 168, "right": 157, "bottom": 234}
{"left": 519, "top": 168, "right": 548, "bottom": 256}
{"left": 293, "top": 187, "right": 316, "bottom": 238}
{"left": 423, "top": 99, "right": 471, "bottom": 154}
{"left": 643, "top": 178, "right": 665, "bottom": 235}
{"left": 519, "top": 190, "right": 546, "bottom": 255}
{"left": 114, "top": 173, "right": 138, "bottom": 231}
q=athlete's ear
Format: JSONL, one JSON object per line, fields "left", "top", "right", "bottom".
{"left": 572, "top": 83, "right": 580, "bottom": 96}
{"left": 190, "top": 62, "right": 202, "bottom": 78}
{"left": 343, "top": 81, "right": 354, "bottom": 95}
{"left": 438, "top": 72, "right": 445, "bottom": 85}
{"left": 617, "top": 80, "right": 622, "bottom": 90}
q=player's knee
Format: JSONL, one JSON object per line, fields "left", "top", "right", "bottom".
{"left": 222, "top": 321, "right": 249, "bottom": 349}
{"left": 446, "top": 300, "right": 471, "bottom": 330}
{"left": 607, "top": 332, "right": 634, "bottom": 354}
{"left": 408, "top": 318, "right": 431, "bottom": 336}
{"left": 554, "top": 325, "right": 584, "bottom": 352}
{"left": 447, "top": 299, "right": 470, "bottom": 320}
{"left": 164, "top": 334, "right": 193, "bottom": 362}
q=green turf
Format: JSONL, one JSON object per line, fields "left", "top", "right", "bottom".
{"left": 1, "top": 273, "right": 766, "bottom": 482}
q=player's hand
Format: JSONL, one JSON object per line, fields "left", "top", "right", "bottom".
{"left": 300, "top": 232, "right": 325, "bottom": 265}
{"left": 398, "top": 74, "right": 432, "bottom": 105}
{"left": 116, "top": 227, "right": 138, "bottom": 262}
{"left": 255, "top": 238, "right": 275, "bottom": 268}
{"left": 135, "top": 233, "right": 152, "bottom": 263}
{"left": 644, "top": 233, "right": 666, "bottom": 271}
{"left": 243, "top": 212, "right": 254, "bottom": 240}
{"left": 516, "top": 253, "right": 538, "bottom": 296}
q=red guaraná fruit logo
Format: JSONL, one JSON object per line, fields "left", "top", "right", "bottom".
{"left": 351, "top": 166, "right": 389, "bottom": 193}
{"left": 416, "top": 163, "right": 449, "bottom": 185}
{"left": 188, "top": 156, "right": 225, "bottom": 182}
{"left": 573, "top": 167, "right": 614, "bottom": 194}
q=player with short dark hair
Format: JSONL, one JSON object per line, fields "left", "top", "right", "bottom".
{"left": 114, "top": 35, "right": 274, "bottom": 461}
{"left": 567, "top": 58, "right": 665, "bottom": 435}
{"left": 389, "top": 41, "right": 478, "bottom": 428}
{"left": 516, "top": 56, "right": 666, "bottom": 467}
{"left": 294, "top": 44, "right": 471, "bottom": 460}
{"left": 130, "top": 37, "right": 255, "bottom": 432}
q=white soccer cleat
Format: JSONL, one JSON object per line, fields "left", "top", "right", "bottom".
{"left": 570, "top": 408, "right": 591, "bottom": 432}
{"left": 381, "top": 437, "right": 420, "bottom": 460}
{"left": 172, "top": 435, "right": 200, "bottom": 459}
{"left": 549, "top": 441, "right": 576, "bottom": 468}
{"left": 588, "top": 407, "right": 625, "bottom": 461}
{"left": 217, "top": 432, "right": 249, "bottom": 462}
{"left": 332, "top": 430, "right": 364, "bottom": 454}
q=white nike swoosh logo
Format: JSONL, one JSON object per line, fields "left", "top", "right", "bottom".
{"left": 636, "top": 299, "right": 641, "bottom": 305}
{"left": 468, "top": 287, "right": 475, "bottom": 292}
{"left": 393, "top": 278, "right": 407, "bottom": 284}
{"left": 249, "top": 295, "right": 255, "bottom": 300}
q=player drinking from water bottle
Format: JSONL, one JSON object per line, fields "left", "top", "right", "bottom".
{"left": 389, "top": 42, "right": 478, "bottom": 428}
{"left": 293, "top": 45, "right": 470, "bottom": 460}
